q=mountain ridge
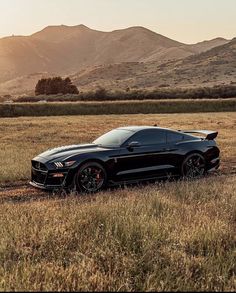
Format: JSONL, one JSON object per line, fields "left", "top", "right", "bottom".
{"left": 0, "top": 25, "right": 230, "bottom": 81}
{"left": 0, "top": 25, "right": 234, "bottom": 95}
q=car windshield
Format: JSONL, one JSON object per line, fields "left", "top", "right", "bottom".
{"left": 93, "top": 129, "right": 133, "bottom": 147}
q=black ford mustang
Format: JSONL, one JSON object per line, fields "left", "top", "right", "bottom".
{"left": 30, "top": 126, "right": 220, "bottom": 192}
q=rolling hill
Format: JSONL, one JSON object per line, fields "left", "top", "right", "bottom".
{"left": 0, "top": 25, "right": 232, "bottom": 95}
{"left": 69, "top": 38, "right": 236, "bottom": 91}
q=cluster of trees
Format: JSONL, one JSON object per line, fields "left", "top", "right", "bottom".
{"left": 35, "top": 77, "right": 79, "bottom": 95}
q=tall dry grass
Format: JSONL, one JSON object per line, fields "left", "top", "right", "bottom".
{"left": 0, "top": 176, "right": 235, "bottom": 291}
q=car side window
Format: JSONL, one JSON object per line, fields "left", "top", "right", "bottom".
{"left": 167, "top": 131, "right": 185, "bottom": 143}
{"left": 128, "top": 129, "right": 167, "bottom": 146}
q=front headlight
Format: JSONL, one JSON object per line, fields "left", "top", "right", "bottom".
{"left": 54, "top": 161, "right": 76, "bottom": 168}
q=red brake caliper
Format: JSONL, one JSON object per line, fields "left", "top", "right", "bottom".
{"left": 96, "top": 170, "right": 101, "bottom": 180}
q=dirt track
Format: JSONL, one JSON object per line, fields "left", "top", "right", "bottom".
{"left": 0, "top": 160, "right": 235, "bottom": 204}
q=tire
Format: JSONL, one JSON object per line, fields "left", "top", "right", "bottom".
{"left": 181, "top": 153, "right": 206, "bottom": 179}
{"left": 75, "top": 162, "right": 107, "bottom": 193}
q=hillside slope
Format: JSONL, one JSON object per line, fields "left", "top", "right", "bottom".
{"left": 0, "top": 25, "right": 183, "bottom": 83}
{"left": 0, "top": 25, "right": 230, "bottom": 87}
{"left": 70, "top": 38, "right": 236, "bottom": 91}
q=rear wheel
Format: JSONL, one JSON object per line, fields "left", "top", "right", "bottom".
{"left": 182, "top": 153, "right": 206, "bottom": 179}
{"left": 75, "top": 162, "right": 107, "bottom": 193}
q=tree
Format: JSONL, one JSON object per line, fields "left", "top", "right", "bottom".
{"left": 35, "top": 77, "right": 79, "bottom": 95}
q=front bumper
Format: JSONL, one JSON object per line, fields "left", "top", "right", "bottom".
{"left": 30, "top": 181, "right": 62, "bottom": 190}
{"left": 31, "top": 166, "right": 71, "bottom": 190}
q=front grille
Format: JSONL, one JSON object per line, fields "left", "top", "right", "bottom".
{"left": 32, "top": 160, "right": 48, "bottom": 185}
{"left": 32, "top": 160, "right": 47, "bottom": 171}
{"left": 47, "top": 176, "right": 65, "bottom": 186}
{"left": 32, "top": 169, "right": 47, "bottom": 184}
{"left": 31, "top": 161, "right": 68, "bottom": 187}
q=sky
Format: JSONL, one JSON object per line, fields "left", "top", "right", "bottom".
{"left": 0, "top": 0, "right": 235, "bottom": 44}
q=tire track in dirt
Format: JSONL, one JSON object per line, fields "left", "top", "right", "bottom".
{"left": 0, "top": 184, "right": 51, "bottom": 204}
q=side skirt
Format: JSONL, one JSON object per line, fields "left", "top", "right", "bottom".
{"left": 108, "top": 174, "right": 180, "bottom": 187}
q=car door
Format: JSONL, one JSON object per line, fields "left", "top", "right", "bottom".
{"left": 114, "top": 129, "right": 173, "bottom": 181}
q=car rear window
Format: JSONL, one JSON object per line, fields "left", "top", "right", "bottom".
{"left": 167, "top": 132, "right": 185, "bottom": 143}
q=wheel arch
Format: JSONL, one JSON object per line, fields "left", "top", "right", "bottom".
{"left": 75, "top": 158, "right": 108, "bottom": 173}
{"left": 184, "top": 150, "right": 205, "bottom": 160}
{"left": 65, "top": 158, "right": 108, "bottom": 189}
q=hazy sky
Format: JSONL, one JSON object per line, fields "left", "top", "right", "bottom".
{"left": 0, "top": 0, "right": 235, "bottom": 43}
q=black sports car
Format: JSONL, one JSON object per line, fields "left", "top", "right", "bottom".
{"left": 30, "top": 126, "right": 220, "bottom": 192}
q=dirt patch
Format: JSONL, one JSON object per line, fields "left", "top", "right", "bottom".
{"left": 0, "top": 184, "right": 50, "bottom": 204}
{"left": 221, "top": 159, "right": 236, "bottom": 175}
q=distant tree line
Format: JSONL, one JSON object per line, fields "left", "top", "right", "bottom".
{"left": 18, "top": 84, "right": 236, "bottom": 102}
{"left": 35, "top": 77, "right": 79, "bottom": 95}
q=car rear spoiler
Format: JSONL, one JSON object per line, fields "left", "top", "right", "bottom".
{"left": 179, "top": 130, "right": 218, "bottom": 140}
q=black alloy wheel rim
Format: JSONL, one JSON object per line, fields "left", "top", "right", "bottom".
{"left": 184, "top": 155, "right": 205, "bottom": 178}
{"left": 78, "top": 166, "right": 105, "bottom": 192}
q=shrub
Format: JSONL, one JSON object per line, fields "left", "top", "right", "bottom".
{"left": 35, "top": 77, "right": 79, "bottom": 96}
{"left": 13, "top": 85, "right": 236, "bottom": 103}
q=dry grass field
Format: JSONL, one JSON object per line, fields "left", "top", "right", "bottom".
{"left": 0, "top": 112, "right": 235, "bottom": 183}
{"left": 0, "top": 112, "right": 236, "bottom": 291}
{"left": 0, "top": 176, "right": 235, "bottom": 291}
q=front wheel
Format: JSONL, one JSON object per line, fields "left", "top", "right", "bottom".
{"left": 181, "top": 153, "right": 206, "bottom": 179}
{"left": 75, "top": 162, "right": 107, "bottom": 193}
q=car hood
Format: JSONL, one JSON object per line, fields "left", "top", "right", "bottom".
{"left": 37, "top": 144, "right": 108, "bottom": 162}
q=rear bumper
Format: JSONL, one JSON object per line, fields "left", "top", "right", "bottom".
{"left": 207, "top": 157, "right": 220, "bottom": 172}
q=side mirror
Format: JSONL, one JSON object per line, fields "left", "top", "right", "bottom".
{"left": 127, "top": 141, "right": 141, "bottom": 150}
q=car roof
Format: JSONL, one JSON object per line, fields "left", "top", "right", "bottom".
{"left": 117, "top": 126, "right": 171, "bottom": 133}
{"left": 116, "top": 126, "right": 200, "bottom": 141}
